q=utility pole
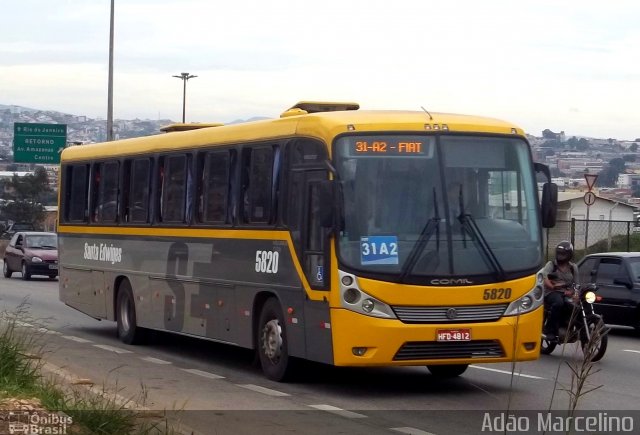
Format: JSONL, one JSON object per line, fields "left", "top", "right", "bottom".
{"left": 172, "top": 72, "right": 197, "bottom": 123}
{"left": 107, "top": 0, "right": 115, "bottom": 141}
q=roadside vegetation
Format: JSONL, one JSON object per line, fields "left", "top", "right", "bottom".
{"left": 0, "top": 304, "right": 179, "bottom": 434}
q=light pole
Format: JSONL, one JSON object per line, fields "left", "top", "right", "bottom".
{"left": 172, "top": 72, "right": 197, "bottom": 123}
{"left": 107, "top": 0, "right": 115, "bottom": 141}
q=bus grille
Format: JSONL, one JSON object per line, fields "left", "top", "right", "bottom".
{"left": 392, "top": 304, "right": 508, "bottom": 324}
{"left": 393, "top": 340, "right": 504, "bottom": 361}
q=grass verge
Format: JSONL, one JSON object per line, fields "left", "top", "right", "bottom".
{"left": 0, "top": 303, "right": 180, "bottom": 434}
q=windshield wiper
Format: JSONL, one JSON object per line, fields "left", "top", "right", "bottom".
{"left": 400, "top": 188, "right": 440, "bottom": 282}
{"left": 458, "top": 212, "right": 506, "bottom": 282}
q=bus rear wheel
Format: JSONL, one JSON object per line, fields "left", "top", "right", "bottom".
{"left": 257, "top": 298, "right": 294, "bottom": 381}
{"left": 116, "top": 280, "right": 146, "bottom": 345}
{"left": 427, "top": 364, "right": 469, "bottom": 378}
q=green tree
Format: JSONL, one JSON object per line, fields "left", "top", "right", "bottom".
{"left": 576, "top": 138, "right": 590, "bottom": 151}
{"left": 598, "top": 158, "right": 626, "bottom": 187}
{"left": 0, "top": 167, "right": 51, "bottom": 228}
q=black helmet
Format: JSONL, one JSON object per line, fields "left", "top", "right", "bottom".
{"left": 555, "top": 241, "right": 574, "bottom": 262}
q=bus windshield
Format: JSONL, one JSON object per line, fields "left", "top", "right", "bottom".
{"left": 334, "top": 134, "right": 542, "bottom": 282}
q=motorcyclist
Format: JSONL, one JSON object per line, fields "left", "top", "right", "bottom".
{"left": 542, "top": 241, "right": 579, "bottom": 342}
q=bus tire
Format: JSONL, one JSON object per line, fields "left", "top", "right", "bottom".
{"left": 427, "top": 364, "right": 468, "bottom": 378}
{"left": 257, "top": 298, "right": 294, "bottom": 382}
{"left": 116, "top": 280, "right": 146, "bottom": 345}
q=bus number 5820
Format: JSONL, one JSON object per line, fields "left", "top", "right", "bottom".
{"left": 255, "top": 250, "right": 279, "bottom": 274}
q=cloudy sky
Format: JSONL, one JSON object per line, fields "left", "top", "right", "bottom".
{"left": 1, "top": 0, "right": 638, "bottom": 139}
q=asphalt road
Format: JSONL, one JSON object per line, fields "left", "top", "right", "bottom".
{"left": 1, "top": 264, "right": 640, "bottom": 434}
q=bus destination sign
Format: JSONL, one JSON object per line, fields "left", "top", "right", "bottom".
{"left": 349, "top": 137, "right": 433, "bottom": 157}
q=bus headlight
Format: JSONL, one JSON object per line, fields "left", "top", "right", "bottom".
{"left": 362, "top": 299, "right": 375, "bottom": 313}
{"left": 339, "top": 270, "right": 397, "bottom": 319}
{"left": 503, "top": 286, "right": 544, "bottom": 316}
{"left": 343, "top": 288, "right": 361, "bottom": 304}
{"left": 519, "top": 296, "right": 533, "bottom": 311}
{"left": 584, "top": 291, "right": 596, "bottom": 304}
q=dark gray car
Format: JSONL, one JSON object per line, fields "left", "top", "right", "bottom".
{"left": 577, "top": 252, "right": 640, "bottom": 331}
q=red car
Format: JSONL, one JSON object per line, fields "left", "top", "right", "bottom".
{"left": 3, "top": 231, "right": 58, "bottom": 280}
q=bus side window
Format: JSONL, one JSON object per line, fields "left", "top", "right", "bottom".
{"left": 241, "top": 146, "right": 275, "bottom": 224}
{"left": 161, "top": 154, "right": 188, "bottom": 223}
{"left": 90, "top": 163, "right": 101, "bottom": 222}
{"left": 95, "top": 161, "right": 119, "bottom": 224}
{"left": 198, "top": 150, "right": 230, "bottom": 224}
{"left": 65, "top": 164, "right": 89, "bottom": 223}
{"left": 128, "top": 158, "right": 151, "bottom": 223}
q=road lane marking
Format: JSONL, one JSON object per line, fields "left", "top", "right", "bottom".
{"left": 307, "top": 404, "right": 367, "bottom": 419}
{"left": 181, "top": 368, "right": 225, "bottom": 380}
{"left": 391, "top": 427, "right": 437, "bottom": 435}
{"left": 469, "top": 365, "right": 545, "bottom": 379}
{"left": 623, "top": 349, "right": 640, "bottom": 354}
{"left": 62, "top": 335, "right": 93, "bottom": 343}
{"left": 238, "top": 384, "right": 290, "bottom": 397}
{"left": 93, "top": 344, "right": 133, "bottom": 354}
{"left": 140, "top": 356, "right": 172, "bottom": 365}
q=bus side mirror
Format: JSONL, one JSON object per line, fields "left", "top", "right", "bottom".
{"left": 310, "top": 180, "right": 334, "bottom": 229}
{"left": 541, "top": 182, "right": 558, "bottom": 228}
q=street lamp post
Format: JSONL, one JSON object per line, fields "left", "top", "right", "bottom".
{"left": 172, "top": 72, "right": 197, "bottom": 123}
{"left": 107, "top": 0, "right": 115, "bottom": 141}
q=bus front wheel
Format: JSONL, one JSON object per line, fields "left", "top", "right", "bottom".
{"left": 257, "top": 298, "right": 294, "bottom": 381}
{"left": 427, "top": 364, "right": 469, "bottom": 378}
{"left": 116, "top": 280, "right": 146, "bottom": 345}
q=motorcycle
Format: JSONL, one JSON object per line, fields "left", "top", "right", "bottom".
{"left": 540, "top": 276, "right": 608, "bottom": 362}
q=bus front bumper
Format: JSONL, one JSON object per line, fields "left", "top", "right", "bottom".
{"left": 330, "top": 307, "right": 542, "bottom": 367}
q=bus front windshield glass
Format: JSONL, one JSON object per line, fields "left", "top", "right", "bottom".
{"left": 334, "top": 134, "right": 542, "bottom": 281}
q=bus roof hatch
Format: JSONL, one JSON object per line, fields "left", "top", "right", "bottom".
{"left": 280, "top": 101, "right": 360, "bottom": 117}
{"left": 160, "top": 123, "right": 224, "bottom": 133}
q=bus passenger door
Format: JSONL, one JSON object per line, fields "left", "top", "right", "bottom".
{"left": 285, "top": 139, "right": 334, "bottom": 364}
{"left": 285, "top": 140, "right": 331, "bottom": 290}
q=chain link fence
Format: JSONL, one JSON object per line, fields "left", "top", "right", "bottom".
{"left": 545, "top": 219, "right": 640, "bottom": 261}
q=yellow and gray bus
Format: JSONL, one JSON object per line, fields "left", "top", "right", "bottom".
{"left": 58, "top": 102, "right": 557, "bottom": 381}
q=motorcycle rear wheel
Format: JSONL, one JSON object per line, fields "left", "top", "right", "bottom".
{"left": 580, "top": 315, "right": 608, "bottom": 362}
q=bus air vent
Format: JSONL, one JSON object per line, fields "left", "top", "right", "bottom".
{"left": 394, "top": 340, "right": 504, "bottom": 361}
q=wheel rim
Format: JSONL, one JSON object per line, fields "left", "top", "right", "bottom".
{"left": 119, "top": 296, "right": 131, "bottom": 333}
{"left": 22, "top": 263, "right": 26, "bottom": 276}
{"left": 261, "top": 319, "right": 282, "bottom": 364}
{"left": 3, "top": 262, "right": 7, "bottom": 274}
